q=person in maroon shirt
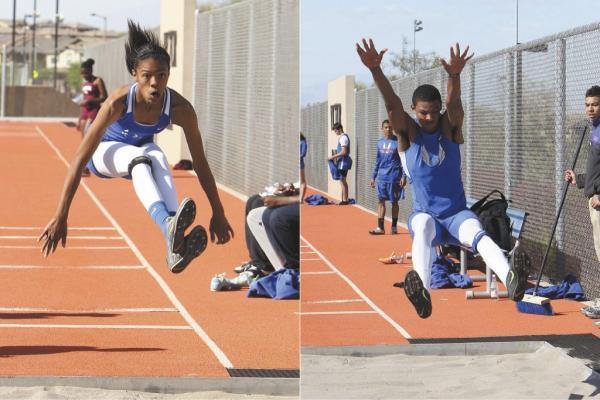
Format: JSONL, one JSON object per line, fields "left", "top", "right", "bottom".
{"left": 77, "top": 58, "right": 107, "bottom": 175}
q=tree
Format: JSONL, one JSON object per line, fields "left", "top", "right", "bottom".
{"left": 386, "top": 36, "right": 442, "bottom": 79}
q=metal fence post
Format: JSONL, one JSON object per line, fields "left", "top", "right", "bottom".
{"left": 554, "top": 38, "right": 567, "bottom": 266}
{"left": 466, "top": 63, "right": 475, "bottom": 195}
{"left": 504, "top": 51, "right": 514, "bottom": 199}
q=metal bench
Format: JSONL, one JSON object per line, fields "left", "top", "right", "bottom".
{"left": 456, "top": 197, "right": 528, "bottom": 299}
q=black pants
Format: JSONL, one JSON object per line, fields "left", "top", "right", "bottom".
{"left": 245, "top": 194, "right": 273, "bottom": 270}
{"left": 262, "top": 203, "right": 300, "bottom": 269}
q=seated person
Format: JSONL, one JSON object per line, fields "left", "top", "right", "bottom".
{"left": 247, "top": 183, "right": 300, "bottom": 270}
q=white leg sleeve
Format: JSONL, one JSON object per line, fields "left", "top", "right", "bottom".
{"left": 143, "top": 142, "right": 179, "bottom": 213}
{"left": 410, "top": 213, "right": 437, "bottom": 291}
{"left": 91, "top": 141, "right": 164, "bottom": 211}
{"left": 247, "top": 207, "right": 285, "bottom": 270}
{"left": 458, "top": 218, "right": 510, "bottom": 285}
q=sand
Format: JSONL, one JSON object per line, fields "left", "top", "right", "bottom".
{"left": 301, "top": 345, "right": 600, "bottom": 399}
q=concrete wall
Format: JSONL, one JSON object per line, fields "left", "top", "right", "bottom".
{"left": 5, "top": 86, "right": 79, "bottom": 117}
{"left": 158, "top": 0, "right": 196, "bottom": 163}
{"left": 327, "top": 75, "right": 355, "bottom": 200}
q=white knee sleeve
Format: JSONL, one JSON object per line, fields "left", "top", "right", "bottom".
{"left": 411, "top": 213, "right": 437, "bottom": 290}
{"left": 143, "top": 143, "right": 179, "bottom": 213}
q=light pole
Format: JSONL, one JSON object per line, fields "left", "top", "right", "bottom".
{"left": 53, "top": 0, "right": 60, "bottom": 89}
{"left": 413, "top": 19, "right": 423, "bottom": 75}
{"left": 30, "top": 0, "right": 40, "bottom": 82}
{"left": 90, "top": 13, "right": 107, "bottom": 39}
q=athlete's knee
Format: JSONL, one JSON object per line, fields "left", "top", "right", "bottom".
{"left": 411, "top": 213, "right": 436, "bottom": 239}
{"left": 128, "top": 155, "right": 152, "bottom": 176}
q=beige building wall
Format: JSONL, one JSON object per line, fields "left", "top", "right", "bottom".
{"left": 157, "top": 0, "right": 195, "bottom": 164}
{"left": 327, "top": 75, "right": 355, "bottom": 200}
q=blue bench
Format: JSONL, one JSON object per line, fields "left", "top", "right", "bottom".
{"left": 457, "top": 196, "right": 528, "bottom": 299}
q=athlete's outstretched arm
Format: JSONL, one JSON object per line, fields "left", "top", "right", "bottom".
{"left": 356, "top": 38, "right": 411, "bottom": 150}
{"left": 172, "top": 96, "right": 234, "bottom": 245}
{"left": 441, "top": 43, "right": 473, "bottom": 144}
{"left": 39, "top": 87, "right": 127, "bottom": 256}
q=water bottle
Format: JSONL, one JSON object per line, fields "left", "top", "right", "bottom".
{"left": 490, "top": 274, "right": 498, "bottom": 300}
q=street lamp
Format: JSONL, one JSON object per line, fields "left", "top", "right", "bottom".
{"left": 90, "top": 13, "right": 107, "bottom": 39}
{"left": 413, "top": 19, "right": 423, "bottom": 75}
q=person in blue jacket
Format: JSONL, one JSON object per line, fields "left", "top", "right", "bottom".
{"left": 39, "top": 20, "right": 233, "bottom": 273}
{"left": 370, "top": 119, "right": 406, "bottom": 235}
{"left": 357, "top": 39, "right": 527, "bottom": 318}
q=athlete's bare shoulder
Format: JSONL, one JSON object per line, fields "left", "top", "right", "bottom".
{"left": 169, "top": 89, "right": 193, "bottom": 112}
{"left": 102, "top": 85, "right": 129, "bottom": 114}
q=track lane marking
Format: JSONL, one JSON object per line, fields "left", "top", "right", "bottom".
{"left": 36, "top": 125, "right": 234, "bottom": 369}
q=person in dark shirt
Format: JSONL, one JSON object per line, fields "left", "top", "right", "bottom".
{"left": 565, "top": 85, "right": 600, "bottom": 261}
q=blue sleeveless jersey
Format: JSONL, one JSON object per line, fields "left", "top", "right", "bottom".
{"left": 401, "top": 125, "right": 466, "bottom": 218}
{"left": 336, "top": 133, "right": 351, "bottom": 170}
{"left": 102, "top": 84, "right": 172, "bottom": 146}
{"left": 372, "top": 137, "right": 402, "bottom": 183}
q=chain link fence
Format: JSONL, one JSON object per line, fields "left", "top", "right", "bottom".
{"left": 300, "top": 101, "right": 328, "bottom": 192}
{"left": 194, "top": 0, "right": 299, "bottom": 197}
{"left": 302, "top": 22, "right": 600, "bottom": 298}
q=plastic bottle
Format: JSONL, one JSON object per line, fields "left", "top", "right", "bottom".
{"left": 490, "top": 274, "right": 498, "bottom": 300}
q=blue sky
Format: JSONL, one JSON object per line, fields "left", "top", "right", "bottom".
{"left": 0, "top": 0, "right": 161, "bottom": 32}
{"left": 302, "top": 0, "right": 600, "bottom": 105}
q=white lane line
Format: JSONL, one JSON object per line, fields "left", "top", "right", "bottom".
{"left": 0, "top": 265, "right": 145, "bottom": 270}
{"left": 36, "top": 126, "right": 234, "bottom": 369}
{"left": 300, "top": 245, "right": 310, "bottom": 248}
{"left": 0, "top": 236, "right": 123, "bottom": 240}
{"left": 300, "top": 258, "right": 322, "bottom": 261}
{"left": 301, "top": 236, "right": 412, "bottom": 339}
{"left": 301, "top": 271, "right": 336, "bottom": 275}
{"left": 0, "top": 323, "right": 191, "bottom": 330}
{"left": 297, "top": 311, "right": 378, "bottom": 316}
{"left": 0, "top": 246, "right": 129, "bottom": 249}
{"left": 0, "top": 227, "right": 116, "bottom": 231}
{"left": 300, "top": 251, "right": 316, "bottom": 254}
{"left": 0, "top": 307, "right": 178, "bottom": 313}
{"left": 302, "top": 299, "right": 364, "bottom": 304}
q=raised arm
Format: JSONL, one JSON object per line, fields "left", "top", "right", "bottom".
{"left": 171, "top": 93, "right": 233, "bottom": 244}
{"left": 39, "top": 86, "right": 127, "bottom": 256}
{"left": 440, "top": 43, "right": 473, "bottom": 144}
{"left": 356, "top": 39, "right": 413, "bottom": 150}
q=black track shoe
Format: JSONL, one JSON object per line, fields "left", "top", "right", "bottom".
{"left": 167, "top": 225, "right": 208, "bottom": 274}
{"left": 506, "top": 247, "right": 530, "bottom": 301}
{"left": 404, "top": 270, "right": 432, "bottom": 319}
{"left": 167, "top": 197, "right": 196, "bottom": 254}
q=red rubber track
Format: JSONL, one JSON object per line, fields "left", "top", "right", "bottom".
{"left": 300, "top": 188, "right": 599, "bottom": 347}
{"left": 0, "top": 121, "right": 298, "bottom": 377}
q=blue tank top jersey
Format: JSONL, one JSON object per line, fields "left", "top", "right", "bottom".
{"left": 336, "top": 133, "right": 351, "bottom": 170}
{"left": 401, "top": 124, "right": 466, "bottom": 218}
{"left": 102, "top": 84, "right": 172, "bottom": 146}
{"left": 372, "top": 137, "right": 402, "bottom": 183}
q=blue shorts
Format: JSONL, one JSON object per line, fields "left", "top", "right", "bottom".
{"left": 328, "top": 159, "right": 348, "bottom": 180}
{"left": 407, "top": 209, "right": 480, "bottom": 247}
{"left": 377, "top": 181, "right": 403, "bottom": 202}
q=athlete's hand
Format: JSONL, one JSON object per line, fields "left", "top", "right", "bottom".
{"left": 38, "top": 216, "right": 68, "bottom": 257}
{"left": 592, "top": 195, "right": 600, "bottom": 210}
{"left": 356, "top": 38, "right": 387, "bottom": 69}
{"left": 209, "top": 212, "right": 234, "bottom": 245}
{"left": 565, "top": 169, "right": 577, "bottom": 185}
{"left": 370, "top": 179, "right": 375, "bottom": 188}
{"left": 400, "top": 176, "right": 407, "bottom": 188}
{"left": 441, "top": 43, "right": 473, "bottom": 76}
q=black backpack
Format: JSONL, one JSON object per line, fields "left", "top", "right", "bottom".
{"left": 470, "top": 190, "right": 512, "bottom": 252}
